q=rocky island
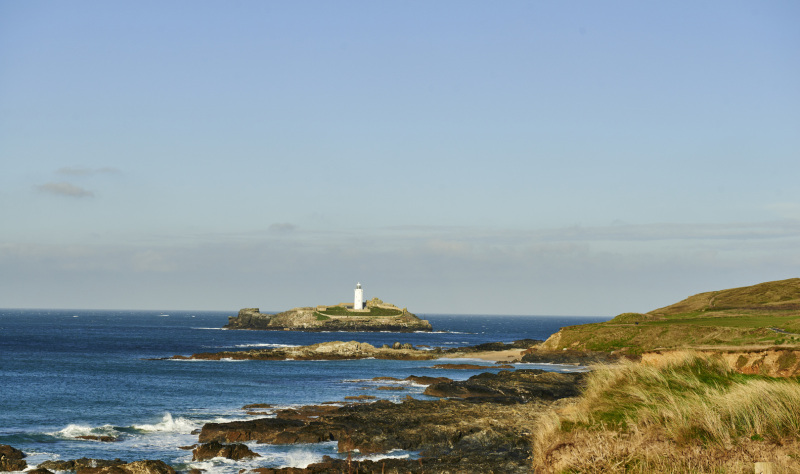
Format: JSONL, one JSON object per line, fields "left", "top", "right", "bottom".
{"left": 224, "top": 297, "right": 433, "bottom": 332}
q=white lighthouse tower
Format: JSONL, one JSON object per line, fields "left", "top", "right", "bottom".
{"left": 354, "top": 282, "right": 364, "bottom": 310}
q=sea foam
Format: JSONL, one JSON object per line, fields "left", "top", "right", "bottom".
{"left": 132, "top": 413, "right": 198, "bottom": 434}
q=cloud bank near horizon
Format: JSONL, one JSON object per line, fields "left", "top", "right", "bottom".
{"left": 2, "top": 220, "right": 797, "bottom": 315}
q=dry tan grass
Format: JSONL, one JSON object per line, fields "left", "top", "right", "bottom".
{"left": 532, "top": 353, "right": 800, "bottom": 473}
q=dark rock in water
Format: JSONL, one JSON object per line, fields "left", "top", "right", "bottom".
{"left": 76, "top": 435, "right": 118, "bottom": 442}
{"left": 77, "top": 460, "right": 175, "bottom": 474}
{"left": 424, "top": 369, "right": 585, "bottom": 403}
{"left": 444, "top": 339, "right": 544, "bottom": 354}
{"left": 199, "top": 418, "right": 312, "bottom": 444}
{"left": 192, "top": 441, "right": 260, "bottom": 461}
{"left": 0, "top": 445, "right": 26, "bottom": 472}
{"left": 404, "top": 375, "right": 451, "bottom": 385}
{"left": 39, "top": 459, "right": 126, "bottom": 472}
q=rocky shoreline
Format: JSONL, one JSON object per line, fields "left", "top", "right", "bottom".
{"left": 5, "top": 340, "right": 599, "bottom": 474}
{"left": 191, "top": 368, "right": 584, "bottom": 473}
{"left": 1, "top": 367, "right": 585, "bottom": 474}
{"left": 164, "top": 339, "right": 554, "bottom": 363}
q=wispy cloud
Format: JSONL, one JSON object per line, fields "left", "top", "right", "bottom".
{"left": 269, "top": 222, "right": 297, "bottom": 233}
{"left": 56, "top": 166, "right": 121, "bottom": 176}
{"left": 35, "top": 182, "right": 94, "bottom": 198}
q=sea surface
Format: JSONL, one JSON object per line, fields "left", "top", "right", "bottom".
{"left": 0, "top": 309, "right": 609, "bottom": 472}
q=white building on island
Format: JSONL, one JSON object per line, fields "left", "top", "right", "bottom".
{"left": 354, "top": 282, "right": 364, "bottom": 310}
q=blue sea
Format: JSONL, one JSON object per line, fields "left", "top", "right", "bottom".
{"left": 0, "top": 309, "right": 608, "bottom": 472}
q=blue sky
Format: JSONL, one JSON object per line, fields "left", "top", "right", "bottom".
{"left": 1, "top": 1, "right": 798, "bottom": 315}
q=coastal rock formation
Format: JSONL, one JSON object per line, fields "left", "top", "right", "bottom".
{"left": 197, "top": 368, "right": 585, "bottom": 472}
{"left": 192, "top": 441, "right": 260, "bottom": 461}
{"left": 521, "top": 348, "right": 621, "bottom": 365}
{"left": 38, "top": 458, "right": 125, "bottom": 472}
{"left": 224, "top": 303, "right": 432, "bottom": 332}
{"left": 423, "top": 369, "right": 584, "bottom": 402}
{"left": 0, "top": 445, "right": 26, "bottom": 472}
{"left": 77, "top": 460, "right": 175, "bottom": 474}
{"left": 171, "top": 340, "right": 437, "bottom": 361}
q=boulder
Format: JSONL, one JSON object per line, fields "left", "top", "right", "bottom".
{"left": 0, "top": 445, "right": 26, "bottom": 472}
{"left": 192, "top": 442, "right": 260, "bottom": 461}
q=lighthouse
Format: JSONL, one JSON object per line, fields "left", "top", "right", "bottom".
{"left": 354, "top": 282, "right": 364, "bottom": 310}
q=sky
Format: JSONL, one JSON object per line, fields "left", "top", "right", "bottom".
{"left": 1, "top": 1, "right": 799, "bottom": 316}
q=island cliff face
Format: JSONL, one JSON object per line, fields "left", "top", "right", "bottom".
{"left": 224, "top": 299, "right": 433, "bottom": 332}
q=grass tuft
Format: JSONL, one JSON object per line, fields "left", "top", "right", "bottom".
{"left": 533, "top": 353, "right": 800, "bottom": 472}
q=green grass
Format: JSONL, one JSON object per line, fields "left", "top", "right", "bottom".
{"left": 570, "top": 354, "right": 800, "bottom": 443}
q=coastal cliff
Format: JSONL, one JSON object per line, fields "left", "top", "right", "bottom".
{"left": 224, "top": 298, "right": 433, "bottom": 332}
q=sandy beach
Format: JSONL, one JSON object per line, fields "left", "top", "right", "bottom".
{"left": 449, "top": 348, "right": 526, "bottom": 362}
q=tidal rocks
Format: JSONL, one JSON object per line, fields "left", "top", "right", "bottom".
{"left": 423, "top": 369, "right": 585, "bottom": 403}
{"left": 0, "top": 445, "right": 26, "bottom": 472}
{"left": 78, "top": 460, "right": 175, "bottom": 474}
{"left": 192, "top": 441, "right": 260, "bottom": 461}
{"left": 224, "top": 306, "right": 432, "bottom": 332}
{"left": 38, "top": 458, "right": 125, "bottom": 472}
{"left": 197, "top": 368, "right": 585, "bottom": 472}
{"left": 521, "top": 348, "right": 621, "bottom": 365}
{"left": 444, "top": 339, "right": 543, "bottom": 354}
{"left": 172, "top": 340, "right": 437, "bottom": 361}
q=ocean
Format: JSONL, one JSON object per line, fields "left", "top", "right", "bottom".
{"left": 0, "top": 309, "right": 608, "bottom": 472}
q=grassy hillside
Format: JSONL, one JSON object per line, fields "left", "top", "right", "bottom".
{"left": 542, "top": 278, "right": 800, "bottom": 353}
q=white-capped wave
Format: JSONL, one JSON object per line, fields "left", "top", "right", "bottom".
{"left": 133, "top": 413, "right": 198, "bottom": 434}
{"left": 48, "top": 423, "right": 120, "bottom": 439}
{"left": 355, "top": 449, "right": 412, "bottom": 462}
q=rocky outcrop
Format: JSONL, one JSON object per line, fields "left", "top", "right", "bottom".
{"left": 197, "top": 368, "right": 584, "bottom": 472}
{"left": 443, "top": 339, "right": 543, "bottom": 354}
{"left": 192, "top": 442, "right": 260, "bottom": 461}
{"left": 171, "top": 340, "right": 438, "bottom": 361}
{"left": 224, "top": 305, "right": 432, "bottom": 332}
{"left": 77, "top": 460, "right": 175, "bottom": 474}
{"left": 38, "top": 458, "right": 125, "bottom": 472}
{"left": 423, "top": 369, "right": 585, "bottom": 402}
{"left": 0, "top": 445, "right": 26, "bottom": 472}
{"left": 521, "top": 347, "right": 622, "bottom": 365}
